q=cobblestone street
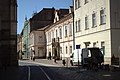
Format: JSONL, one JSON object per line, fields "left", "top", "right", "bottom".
{"left": 0, "top": 59, "right": 120, "bottom": 80}
{"left": 22, "top": 59, "right": 120, "bottom": 80}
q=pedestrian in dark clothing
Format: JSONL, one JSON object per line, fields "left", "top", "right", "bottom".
{"left": 48, "top": 52, "right": 51, "bottom": 60}
{"left": 33, "top": 51, "right": 35, "bottom": 61}
{"left": 54, "top": 58, "right": 57, "bottom": 63}
{"left": 62, "top": 59, "right": 66, "bottom": 66}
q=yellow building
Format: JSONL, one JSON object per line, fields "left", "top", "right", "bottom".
{"left": 73, "top": 0, "right": 120, "bottom": 65}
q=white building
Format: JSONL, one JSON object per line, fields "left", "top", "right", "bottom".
{"left": 73, "top": 0, "right": 120, "bottom": 64}
{"left": 45, "top": 8, "right": 73, "bottom": 59}
{"left": 29, "top": 27, "right": 46, "bottom": 58}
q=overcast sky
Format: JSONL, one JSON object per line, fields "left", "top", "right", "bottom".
{"left": 17, "top": 0, "right": 72, "bottom": 34}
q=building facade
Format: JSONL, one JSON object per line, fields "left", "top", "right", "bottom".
{"left": 73, "top": 0, "right": 120, "bottom": 65}
{"left": 22, "top": 8, "right": 55, "bottom": 59}
{"left": 29, "top": 28, "right": 46, "bottom": 58}
{"left": 0, "top": 0, "right": 18, "bottom": 67}
{"left": 45, "top": 8, "right": 73, "bottom": 60}
{"left": 17, "top": 31, "right": 23, "bottom": 59}
{"left": 22, "top": 19, "right": 30, "bottom": 58}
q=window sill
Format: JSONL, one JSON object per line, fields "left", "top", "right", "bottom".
{"left": 85, "top": 28, "right": 89, "bottom": 30}
{"left": 92, "top": 25, "right": 97, "bottom": 28}
{"left": 84, "top": 2, "right": 88, "bottom": 5}
{"left": 65, "top": 36, "right": 68, "bottom": 38}
{"left": 69, "top": 35, "right": 72, "bottom": 37}
{"left": 76, "top": 30, "right": 81, "bottom": 33}
{"left": 75, "top": 6, "right": 81, "bottom": 10}
{"left": 59, "top": 37, "right": 62, "bottom": 39}
{"left": 99, "top": 23, "right": 106, "bottom": 26}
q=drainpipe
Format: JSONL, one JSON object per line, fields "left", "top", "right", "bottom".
{"left": 72, "top": 1, "right": 75, "bottom": 50}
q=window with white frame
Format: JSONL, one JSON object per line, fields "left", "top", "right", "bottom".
{"left": 70, "top": 46, "right": 72, "bottom": 54}
{"left": 75, "top": 0, "right": 77, "bottom": 9}
{"left": 60, "top": 47, "right": 62, "bottom": 54}
{"left": 48, "top": 32, "right": 49, "bottom": 42}
{"left": 65, "top": 25, "right": 67, "bottom": 37}
{"left": 85, "top": 16, "right": 89, "bottom": 30}
{"left": 56, "top": 29, "right": 58, "bottom": 38}
{"left": 100, "top": 9, "right": 106, "bottom": 25}
{"left": 92, "top": 13, "right": 96, "bottom": 27}
{"left": 59, "top": 28, "right": 62, "bottom": 38}
{"left": 75, "top": 21, "right": 77, "bottom": 32}
{"left": 48, "top": 32, "right": 51, "bottom": 42}
{"left": 93, "top": 42, "right": 96, "bottom": 47}
{"left": 52, "top": 30, "right": 54, "bottom": 38}
{"left": 75, "top": 0, "right": 81, "bottom": 9}
{"left": 76, "top": 20, "right": 80, "bottom": 32}
{"left": 69, "top": 23, "right": 72, "bottom": 36}
{"left": 66, "top": 46, "right": 68, "bottom": 54}
{"left": 78, "top": 0, "right": 81, "bottom": 8}
{"left": 78, "top": 19, "right": 81, "bottom": 31}
{"left": 101, "top": 41, "right": 105, "bottom": 55}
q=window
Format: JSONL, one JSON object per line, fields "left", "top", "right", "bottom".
{"left": 48, "top": 32, "right": 51, "bottom": 42}
{"left": 75, "top": 0, "right": 81, "bottom": 9}
{"left": 69, "top": 23, "right": 72, "bottom": 36}
{"left": 92, "top": 13, "right": 96, "bottom": 27}
{"left": 78, "top": 0, "right": 81, "bottom": 8}
{"left": 93, "top": 42, "right": 96, "bottom": 47}
{"left": 70, "top": 46, "right": 72, "bottom": 54}
{"left": 76, "top": 20, "right": 81, "bottom": 32}
{"left": 75, "top": 21, "right": 77, "bottom": 32}
{"left": 65, "top": 25, "right": 67, "bottom": 37}
{"left": 85, "top": 16, "right": 89, "bottom": 30}
{"left": 100, "top": 9, "right": 106, "bottom": 25}
{"left": 75, "top": 0, "right": 77, "bottom": 9}
{"left": 78, "top": 20, "right": 81, "bottom": 31}
{"left": 85, "top": 0, "right": 88, "bottom": 4}
{"left": 56, "top": 30, "right": 58, "bottom": 38}
{"left": 101, "top": 42, "right": 105, "bottom": 55}
{"left": 66, "top": 46, "right": 68, "bottom": 54}
{"left": 59, "top": 28, "right": 62, "bottom": 38}
{"left": 60, "top": 47, "right": 62, "bottom": 54}
{"left": 39, "top": 36, "right": 43, "bottom": 42}
{"left": 52, "top": 31, "right": 54, "bottom": 38}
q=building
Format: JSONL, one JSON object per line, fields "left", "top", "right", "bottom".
{"left": 17, "top": 34, "right": 20, "bottom": 57}
{"left": 22, "top": 8, "right": 55, "bottom": 59}
{"left": 17, "top": 31, "right": 23, "bottom": 59}
{"left": 29, "top": 27, "right": 46, "bottom": 59}
{"left": 45, "top": 8, "right": 73, "bottom": 60}
{"left": 73, "top": 0, "right": 120, "bottom": 65}
{"left": 0, "top": 0, "right": 18, "bottom": 67}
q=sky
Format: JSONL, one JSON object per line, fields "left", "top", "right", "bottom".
{"left": 17, "top": 0, "right": 72, "bottom": 34}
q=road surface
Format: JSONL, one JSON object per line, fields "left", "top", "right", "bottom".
{"left": 18, "top": 61, "right": 68, "bottom": 80}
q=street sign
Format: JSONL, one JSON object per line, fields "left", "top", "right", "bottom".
{"left": 76, "top": 45, "right": 80, "bottom": 49}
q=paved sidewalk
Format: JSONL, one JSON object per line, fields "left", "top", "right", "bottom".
{"left": 28, "top": 59, "right": 73, "bottom": 67}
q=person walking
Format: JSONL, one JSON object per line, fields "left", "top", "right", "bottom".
{"left": 32, "top": 51, "right": 35, "bottom": 61}
{"left": 62, "top": 59, "right": 66, "bottom": 66}
{"left": 70, "top": 53, "right": 73, "bottom": 66}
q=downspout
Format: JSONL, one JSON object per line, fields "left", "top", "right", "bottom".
{"left": 72, "top": 0, "right": 75, "bottom": 50}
